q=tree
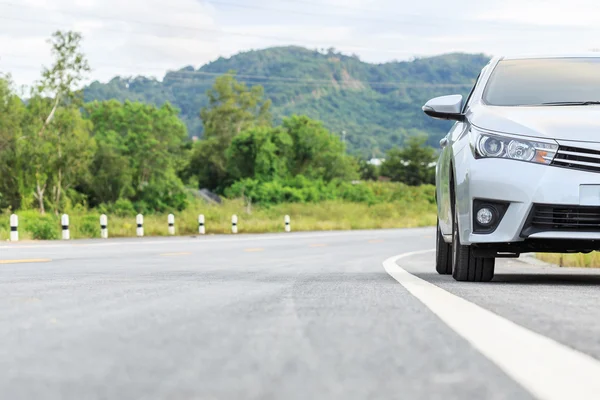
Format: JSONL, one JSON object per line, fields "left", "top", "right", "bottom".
{"left": 17, "top": 96, "right": 94, "bottom": 213}
{"left": 37, "top": 31, "right": 90, "bottom": 132}
{"left": 85, "top": 135, "right": 133, "bottom": 205}
{"left": 283, "top": 115, "right": 358, "bottom": 182}
{"left": 23, "top": 30, "right": 92, "bottom": 213}
{"left": 224, "top": 115, "right": 359, "bottom": 187}
{"left": 357, "top": 158, "right": 379, "bottom": 181}
{"left": 380, "top": 136, "right": 436, "bottom": 185}
{"left": 189, "top": 74, "right": 272, "bottom": 191}
{"left": 18, "top": 96, "right": 59, "bottom": 213}
{"left": 0, "top": 75, "right": 26, "bottom": 210}
{"left": 50, "top": 107, "right": 95, "bottom": 209}
{"left": 226, "top": 127, "right": 292, "bottom": 182}
{"left": 201, "top": 72, "right": 271, "bottom": 142}
{"left": 84, "top": 100, "right": 189, "bottom": 212}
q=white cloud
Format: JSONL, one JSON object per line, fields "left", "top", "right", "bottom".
{"left": 472, "top": 0, "right": 600, "bottom": 27}
{"left": 1, "top": 0, "right": 600, "bottom": 87}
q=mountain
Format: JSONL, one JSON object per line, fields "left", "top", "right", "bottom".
{"left": 83, "top": 46, "right": 489, "bottom": 156}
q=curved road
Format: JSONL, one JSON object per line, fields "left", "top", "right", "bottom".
{"left": 1, "top": 228, "right": 600, "bottom": 399}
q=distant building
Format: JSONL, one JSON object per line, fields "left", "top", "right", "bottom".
{"left": 367, "top": 158, "right": 384, "bottom": 166}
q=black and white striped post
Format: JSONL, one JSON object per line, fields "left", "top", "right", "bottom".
{"left": 198, "top": 214, "right": 205, "bottom": 235}
{"left": 136, "top": 214, "right": 144, "bottom": 237}
{"left": 100, "top": 214, "right": 108, "bottom": 239}
{"left": 61, "top": 214, "right": 70, "bottom": 240}
{"left": 232, "top": 214, "right": 238, "bottom": 234}
{"left": 168, "top": 214, "right": 175, "bottom": 235}
{"left": 285, "top": 215, "right": 291, "bottom": 232}
{"left": 10, "top": 214, "right": 18, "bottom": 242}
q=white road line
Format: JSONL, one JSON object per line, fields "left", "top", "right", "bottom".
{"left": 384, "top": 250, "right": 600, "bottom": 400}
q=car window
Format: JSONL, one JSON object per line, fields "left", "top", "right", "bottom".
{"left": 483, "top": 58, "right": 600, "bottom": 106}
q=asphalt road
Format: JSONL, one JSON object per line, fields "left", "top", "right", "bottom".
{"left": 1, "top": 229, "right": 600, "bottom": 400}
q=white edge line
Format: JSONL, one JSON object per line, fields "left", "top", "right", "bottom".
{"left": 384, "top": 250, "right": 600, "bottom": 400}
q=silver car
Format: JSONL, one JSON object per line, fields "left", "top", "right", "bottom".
{"left": 423, "top": 55, "right": 600, "bottom": 282}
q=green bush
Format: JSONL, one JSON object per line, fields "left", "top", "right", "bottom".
{"left": 223, "top": 178, "right": 433, "bottom": 206}
{"left": 335, "top": 182, "right": 377, "bottom": 204}
{"left": 77, "top": 214, "right": 100, "bottom": 238}
{"left": 98, "top": 198, "right": 136, "bottom": 217}
{"left": 26, "top": 216, "right": 59, "bottom": 240}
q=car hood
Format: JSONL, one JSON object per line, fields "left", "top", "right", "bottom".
{"left": 469, "top": 105, "right": 600, "bottom": 142}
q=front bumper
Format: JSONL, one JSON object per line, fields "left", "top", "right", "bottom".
{"left": 454, "top": 147, "right": 600, "bottom": 245}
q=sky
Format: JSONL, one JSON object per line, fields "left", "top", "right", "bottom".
{"left": 1, "top": 0, "right": 600, "bottom": 88}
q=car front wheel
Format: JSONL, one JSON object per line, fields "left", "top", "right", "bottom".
{"left": 452, "top": 204, "right": 495, "bottom": 282}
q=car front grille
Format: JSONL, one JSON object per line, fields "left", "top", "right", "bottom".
{"left": 528, "top": 204, "right": 600, "bottom": 232}
{"left": 552, "top": 146, "right": 600, "bottom": 173}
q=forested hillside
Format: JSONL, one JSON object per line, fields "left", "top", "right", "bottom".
{"left": 84, "top": 47, "right": 489, "bottom": 156}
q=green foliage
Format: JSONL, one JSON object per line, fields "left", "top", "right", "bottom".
{"left": 357, "top": 158, "right": 379, "bottom": 181}
{"left": 0, "top": 74, "right": 25, "bottom": 211}
{"left": 223, "top": 115, "right": 359, "bottom": 188}
{"left": 186, "top": 76, "right": 359, "bottom": 193}
{"left": 83, "top": 46, "right": 489, "bottom": 155}
{"left": 380, "top": 136, "right": 436, "bottom": 186}
{"left": 83, "top": 100, "right": 189, "bottom": 212}
{"left": 13, "top": 94, "right": 95, "bottom": 214}
{"left": 282, "top": 115, "right": 358, "bottom": 181}
{"left": 85, "top": 137, "right": 133, "bottom": 204}
{"left": 77, "top": 214, "right": 100, "bottom": 238}
{"left": 201, "top": 72, "right": 271, "bottom": 142}
{"left": 1, "top": 30, "right": 95, "bottom": 214}
{"left": 226, "top": 126, "right": 292, "bottom": 182}
{"left": 186, "top": 74, "right": 273, "bottom": 191}
{"left": 97, "top": 198, "right": 136, "bottom": 217}
{"left": 26, "top": 215, "right": 59, "bottom": 240}
{"left": 39, "top": 31, "right": 90, "bottom": 104}
{"left": 225, "top": 176, "right": 435, "bottom": 206}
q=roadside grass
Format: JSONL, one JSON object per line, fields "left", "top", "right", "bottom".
{"left": 0, "top": 198, "right": 436, "bottom": 241}
{"left": 536, "top": 252, "right": 600, "bottom": 268}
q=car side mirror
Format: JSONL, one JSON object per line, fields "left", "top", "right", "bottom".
{"left": 422, "top": 95, "right": 465, "bottom": 122}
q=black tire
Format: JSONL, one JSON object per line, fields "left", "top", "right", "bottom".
{"left": 436, "top": 220, "right": 452, "bottom": 275}
{"left": 452, "top": 203, "right": 495, "bottom": 282}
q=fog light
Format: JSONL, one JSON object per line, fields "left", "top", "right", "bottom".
{"left": 476, "top": 207, "right": 494, "bottom": 226}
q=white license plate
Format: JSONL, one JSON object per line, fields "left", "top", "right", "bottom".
{"left": 579, "top": 185, "right": 600, "bottom": 206}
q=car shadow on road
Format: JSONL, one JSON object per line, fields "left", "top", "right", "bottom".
{"left": 492, "top": 273, "right": 600, "bottom": 286}
{"left": 414, "top": 271, "right": 600, "bottom": 287}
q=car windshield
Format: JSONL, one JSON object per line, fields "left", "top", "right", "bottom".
{"left": 483, "top": 58, "right": 600, "bottom": 106}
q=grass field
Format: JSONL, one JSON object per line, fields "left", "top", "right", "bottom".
{"left": 536, "top": 253, "right": 600, "bottom": 268}
{"left": 0, "top": 198, "right": 437, "bottom": 241}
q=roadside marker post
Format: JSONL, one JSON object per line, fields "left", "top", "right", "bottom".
{"left": 199, "top": 214, "right": 205, "bottom": 235}
{"left": 168, "top": 214, "right": 175, "bottom": 235}
{"left": 61, "top": 214, "right": 70, "bottom": 240}
{"left": 136, "top": 214, "right": 144, "bottom": 237}
{"left": 232, "top": 214, "right": 238, "bottom": 234}
{"left": 285, "top": 215, "right": 291, "bottom": 232}
{"left": 10, "top": 214, "right": 18, "bottom": 242}
{"left": 100, "top": 214, "right": 108, "bottom": 239}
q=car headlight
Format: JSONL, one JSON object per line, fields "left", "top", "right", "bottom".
{"left": 471, "top": 129, "right": 558, "bottom": 165}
